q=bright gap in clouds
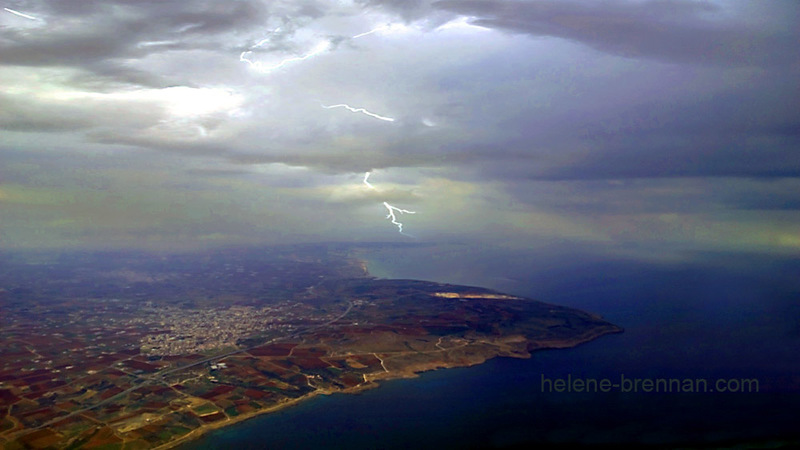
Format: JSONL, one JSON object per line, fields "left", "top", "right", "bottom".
{"left": 155, "top": 87, "right": 244, "bottom": 118}
{"left": 45, "top": 86, "right": 244, "bottom": 118}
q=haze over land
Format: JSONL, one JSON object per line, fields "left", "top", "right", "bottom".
{"left": 0, "top": 246, "right": 622, "bottom": 448}
{"left": 1, "top": 1, "right": 798, "bottom": 257}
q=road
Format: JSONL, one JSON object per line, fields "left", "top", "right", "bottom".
{"left": 29, "top": 301, "right": 355, "bottom": 432}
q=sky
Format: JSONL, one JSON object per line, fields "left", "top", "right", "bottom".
{"left": 1, "top": 0, "right": 798, "bottom": 257}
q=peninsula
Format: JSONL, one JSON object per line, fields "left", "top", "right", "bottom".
{"left": 0, "top": 245, "right": 622, "bottom": 449}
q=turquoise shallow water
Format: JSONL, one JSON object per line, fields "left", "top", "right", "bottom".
{"left": 185, "top": 245, "right": 800, "bottom": 449}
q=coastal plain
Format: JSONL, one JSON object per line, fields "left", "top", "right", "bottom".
{"left": 0, "top": 245, "right": 622, "bottom": 449}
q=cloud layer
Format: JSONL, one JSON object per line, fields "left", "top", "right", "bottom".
{"left": 1, "top": 0, "right": 798, "bottom": 253}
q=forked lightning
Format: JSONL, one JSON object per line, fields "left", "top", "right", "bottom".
{"left": 383, "top": 202, "right": 415, "bottom": 235}
{"left": 363, "top": 172, "right": 416, "bottom": 235}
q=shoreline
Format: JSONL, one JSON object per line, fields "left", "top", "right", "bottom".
{"left": 161, "top": 326, "right": 622, "bottom": 449}
{"left": 156, "top": 367, "right": 387, "bottom": 450}
{"left": 159, "top": 376, "right": 388, "bottom": 450}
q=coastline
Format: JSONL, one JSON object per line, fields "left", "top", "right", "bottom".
{"left": 156, "top": 391, "right": 322, "bottom": 450}
{"left": 0, "top": 248, "right": 624, "bottom": 449}
{"left": 159, "top": 381, "right": 385, "bottom": 450}
{"left": 165, "top": 325, "right": 622, "bottom": 449}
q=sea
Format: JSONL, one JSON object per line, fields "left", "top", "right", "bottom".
{"left": 185, "top": 243, "right": 800, "bottom": 449}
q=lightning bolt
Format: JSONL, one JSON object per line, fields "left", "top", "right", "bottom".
{"left": 3, "top": 7, "right": 37, "bottom": 20}
{"left": 352, "top": 23, "right": 409, "bottom": 39}
{"left": 383, "top": 202, "right": 416, "bottom": 235}
{"left": 238, "top": 23, "right": 418, "bottom": 237}
{"left": 322, "top": 104, "right": 395, "bottom": 122}
{"left": 251, "top": 30, "right": 278, "bottom": 49}
{"left": 362, "top": 172, "right": 416, "bottom": 236}
{"left": 352, "top": 24, "right": 391, "bottom": 39}
{"left": 363, "top": 172, "right": 376, "bottom": 190}
{"left": 241, "top": 40, "right": 331, "bottom": 73}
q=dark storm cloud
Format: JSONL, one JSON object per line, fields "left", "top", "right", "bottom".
{"left": 356, "top": 0, "right": 438, "bottom": 22}
{"left": 7, "top": 0, "right": 790, "bottom": 183}
{"left": 2, "top": 0, "right": 797, "bottom": 251}
{"left": 0, "top": 89, "right": 165, "bottom": 132}
{"left": 434, "top": 57, "right": 800, "bottom": 182}
{"left": 2, "top": 1, "right": 270, "bottom": 62}
{"left": 68, "top": 62, "right": 176, "bottom": 91}
{"left": 500, "top": 176, "right": 800, "bottom": 215}
{"left": 433, "top": 0, "right": 799, "bottom": 67}
{"left": 1, "top": 24, "right": 135, "bottom": 66}
{"left": 449, "top": 125, "right": 800, "bottom": 182}
{"left": 559, "top": 86, "right": 798, "bottom": 180}
{"left": 36, "top": 0, "right": 272, "bottom": 32}
{"left": 725, "top": 188, "right": 800, "bottom": 211}
{"left": 0, "top": 0, "right": 273, "bottom": 87}
{"left": 550, "top": 143, "right": 800, "bottom": 180}
{"left": 0, "top": 92, "right": 92, "bottom": 131}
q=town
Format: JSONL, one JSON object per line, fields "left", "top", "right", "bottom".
{"left": 0, "top": 245, "right": 621, "bottom": 449}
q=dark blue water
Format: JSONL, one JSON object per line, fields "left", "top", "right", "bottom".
{"left": 186, "top": 244, "right": 800, "bottom": 448}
